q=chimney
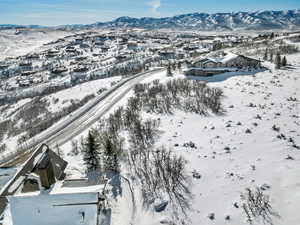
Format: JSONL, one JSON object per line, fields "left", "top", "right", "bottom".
{"left": 37, "top": 154, "right": 56, "bottom": 189}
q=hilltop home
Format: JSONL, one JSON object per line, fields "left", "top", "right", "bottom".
{"left": 192, "top": 52, "right": 261, "bottom": 69}
{"left": 184, "top": 51, "right": 261, "bottom": 76}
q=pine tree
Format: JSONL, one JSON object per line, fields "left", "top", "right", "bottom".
{"left": 103, "top": 137, "right": 114, "bottom": 171}
{"left": 82, "top": 131, "right": 101, "bottom": 172}
{"left": 167, "top": 64, "right": 173, "bottom": 76}
{"left": 275, "top": 52, "right": 281, "bottom": 69}
{"left": 281, "top": 56, "right": 287, "bottom": 67}
{"left": 102, "top": 135, "right": 121, "bottom": 172}
{"left": 177, "top": 62, "right": 182, "bottom": 71}
{"left": 263, "top": 49, "right": 268, "bottom": 61}
{"left": 270, "top": 52, "right": 273, "bottom": 62}
{"left": 172, "top": 63, "right": 177, "bottom": 71}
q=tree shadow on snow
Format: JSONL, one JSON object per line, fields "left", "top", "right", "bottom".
{"left": 99, "top": 208, "right": 111, "bottom": 225}
{"left": 107, "top": 171, "right": 122, "bottom": 199}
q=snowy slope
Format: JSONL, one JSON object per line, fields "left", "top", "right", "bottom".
{"left": 87, "top": 10, "right": 300, "bottom": 31}
{"left": 71, "top": 56, "right": 299, "bottom": 225}
{"left": 151, "top": 55, "right": 300, "bottom": 224}
{"left": 0, "top": 76, "right": 121, "bottom": 154}
{"left": 2, "top": 55, "right": 299, "bottom": 224}
{"left": 0, "top": 29, "right": 73, "bottom": 60}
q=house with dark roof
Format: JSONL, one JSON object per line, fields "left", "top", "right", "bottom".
{"left": 0, "top": 144, "right": 67, "bottom": 215}
{"left": 184, "top": 51, "right": 262, "bottom": 76}
{"left": 0, "top": 144, "right": 106, "bottom": 225}
{"left": 192, "top": 52, "right": 261, "bottom": 69}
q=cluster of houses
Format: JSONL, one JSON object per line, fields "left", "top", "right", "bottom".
{"left": 0, "top": 29, "right": 260, "bottom": 93}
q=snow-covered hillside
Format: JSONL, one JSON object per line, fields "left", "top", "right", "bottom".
{"left": 55, "top": 52, "right": 300, "bottom": 225}
{"left": 0, "top": 26, "right": 299, "bottom": 225}
{"left": 89, "top": 10, "right": 300, "bottom": 31}
{"left": 0, "top": 29, "right": 73, "bottom": 60}
{"left": 155, "top": 57, "right": 300, "bottom": 225}
{"left": 0, "top": 76, "right": 121, "bottom": 154}
{"left": 2, "top": 10, "right": 300, "bottom": 31}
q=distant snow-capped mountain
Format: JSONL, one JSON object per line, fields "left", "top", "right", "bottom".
{"left": 1, "top": 9, "right": 300, "bottom": 31}
{"left": 0, "top": 24, "right": 46, "bottom": 29}
{"left": 92, "top": 9, "right": 300, "bottom": 30}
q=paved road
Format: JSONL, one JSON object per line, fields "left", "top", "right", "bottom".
{"left": 0, "top": 68, "right": 164, "bottom": 166}
{"left": 45, "top": 69, "right": 164, "bottom": 147}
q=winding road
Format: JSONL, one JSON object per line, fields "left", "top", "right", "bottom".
{"left": 0, "top": 68, "right": 164, "bottom": 167}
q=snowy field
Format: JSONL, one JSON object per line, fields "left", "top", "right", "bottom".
{"left": 43, "top": 76, "right": 121, "bottom": 113}
{"left": 0, "top": 29, "right": 73, "bottom": 60}
{"left": 155, "top": 56, "right": 300, "bottom": 225}
{"left": 56, "top": 52, "right": 300, "bottom": 225}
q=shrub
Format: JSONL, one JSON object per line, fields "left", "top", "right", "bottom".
{"left": 241, "top": 187, "right": 280, "bottom": 225}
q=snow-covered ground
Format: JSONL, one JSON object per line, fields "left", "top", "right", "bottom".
{"left": 158, "top": 79, "right": 298, "bottom": 224}
{"left": 154, "top": 55, "right": 299, "bottom": 225}
{"left": 0, "top": 29, "right": 73, "bottom": 60}
{"left": 54, "top": 52, "right": 299, "bottom": 224}
{"left": 44, "top": 76, "right": 121, "bottom": 113}
{"left": 1, "top": 29, "right": 300, "bottom": 225}
{"left": 0, "top": 76, "right": 122, "bottom": 153}
{"left": 2, "top": 54, "right": 299, "bottom": 224}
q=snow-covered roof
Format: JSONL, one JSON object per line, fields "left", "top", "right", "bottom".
{"left": 207, "top": 52, "right": 239, "bottom": 64}
{"left": 6, "top": 176, "right": 104, "bottom": 225}
{"left": 194, "top": 51, "right": 259, "bottom": 66}
{"left": 8, "top": 191, "right": 99, "bottom": 225}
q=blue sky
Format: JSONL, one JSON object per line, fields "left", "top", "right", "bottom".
{"left": 0, "top": 0, "right": 299, "bottom": 26}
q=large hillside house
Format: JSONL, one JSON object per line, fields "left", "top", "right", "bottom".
{"left": 18, "top": 62, "right": 33, "bottom": 72}
{"left": 192, "top": 52, "right": 260, "bottom": 69}
{"left": 0, "top": 144, "right": 106, "bottom": 225}
{"left": 184, "top": 51, "right": 261, "bottom": 76}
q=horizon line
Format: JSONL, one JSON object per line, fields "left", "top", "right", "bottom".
{"left": 1, "top": 8, "right": 299, "bottom": 27}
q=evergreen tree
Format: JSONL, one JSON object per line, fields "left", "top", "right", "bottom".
{"left": 275, "top": 52, "right": 281, "bottom": 69}
{"left": 82, "top": 131, "right": 101, "bottom": 172}
{"left": 177, "top": 61, "right": 182, "bottom": 71}
{"left": 102, "top": 135, "right": 121, "bottom": 172}
{"left": 167, "top": 64, "right": 173, "bottom": 77}
{"left": 263, "top": 49, "right": 268, "bottom": 61}
{"left": 172, "top": 63, "right": 177, "bottom": 71}
{"left": 270, "top": 52, "right": 273, "bottom": 62}
{"left": 281, "top": 56, "right": 287, "bottom": 67}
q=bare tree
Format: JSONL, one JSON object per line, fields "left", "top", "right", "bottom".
{"left": 241, "top": 187, "right": 280, "bottom": 225}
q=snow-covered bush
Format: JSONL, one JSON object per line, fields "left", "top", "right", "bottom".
{"left": 241, "top": 187, "right": 279, "bottom": 225}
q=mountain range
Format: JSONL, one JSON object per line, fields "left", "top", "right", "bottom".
{"left": 92, "top": 9, "right": 300, "bottom": 31}
{"left": 2, "top": 9, "right": 300, "bottom": 31}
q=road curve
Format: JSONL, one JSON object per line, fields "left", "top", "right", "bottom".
{"left": 0, "top": 68, "right": 164, "bottom": 167}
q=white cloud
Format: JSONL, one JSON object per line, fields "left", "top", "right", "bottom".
{"left": 148, "top": 0, "right": 161, "bottom": 13}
